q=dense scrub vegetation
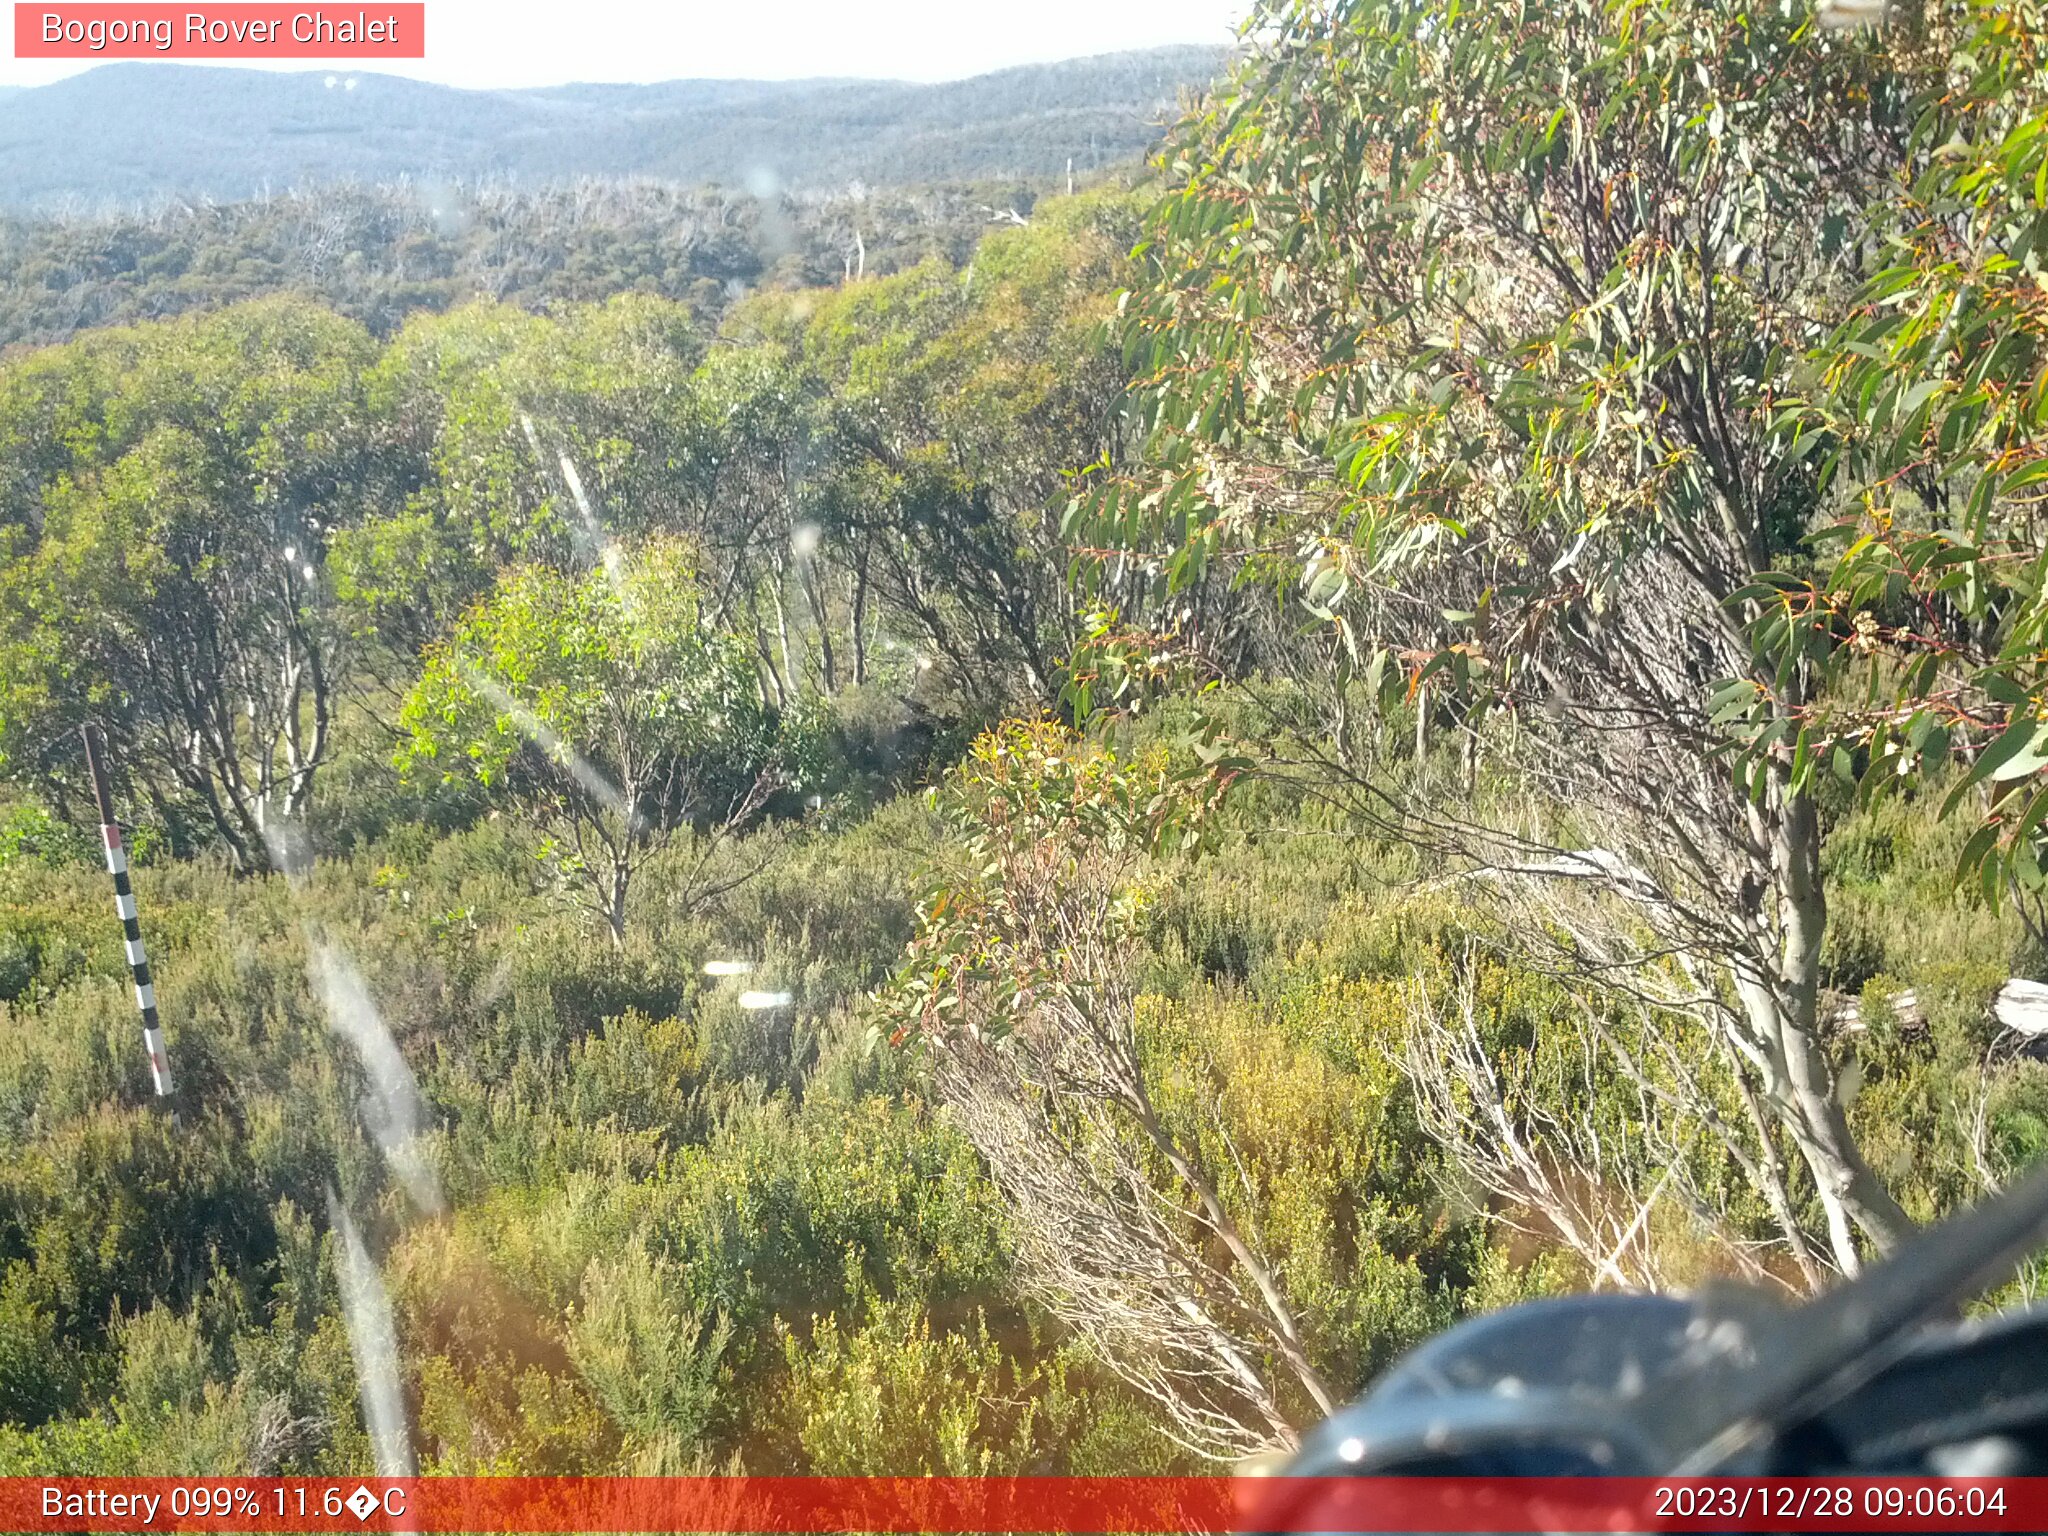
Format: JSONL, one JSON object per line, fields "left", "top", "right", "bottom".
{"left": 4, "top": 0, "right": 2048, "bottom": 1478}
{"left": 0, "top": 702, "right": 2036, "bottom": 1472}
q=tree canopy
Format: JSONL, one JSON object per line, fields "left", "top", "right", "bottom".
{"left": 0, "top": 299, "right": 380, "bottom": 869}
{"left": 1067, "top": 0, "right": 2048, "bottom": 1268}
{"left": 396, "top": 539, "right": 774, "bottom": 942}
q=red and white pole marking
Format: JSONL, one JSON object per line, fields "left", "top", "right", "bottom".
{"left": 81, "top": 726, "right": 173, "bottom": 1100}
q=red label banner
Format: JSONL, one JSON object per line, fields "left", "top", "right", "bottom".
{"left": 15, "top": 5, "right": 425, "bottom": 58}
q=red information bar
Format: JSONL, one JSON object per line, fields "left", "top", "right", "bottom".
{"left": 15, "top": 5, "right": 424, "bottom": 58}
{"left": 2, "top": 1477, "right": 2043, "bottom": 1533}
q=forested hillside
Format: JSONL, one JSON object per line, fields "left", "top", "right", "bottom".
{"left": 0, "top": 178, "right": 1063, "bottom": 352}
{"left": 4, "top": 0, "right": 2048, "bottom": 1480}
{"left": 0, "top": 49, "right": 1224, "bottom": 210}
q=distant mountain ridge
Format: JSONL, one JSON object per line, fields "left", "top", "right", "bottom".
{"left": 0, "top": 48, "right": 1227, "bottom": 209}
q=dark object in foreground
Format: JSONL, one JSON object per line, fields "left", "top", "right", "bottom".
{"left": 1279, "top": 1164, "right": 2048, "bottom": 1488}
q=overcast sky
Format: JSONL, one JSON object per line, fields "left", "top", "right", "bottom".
{"left": 3, "top": 0, "right": 1249, "bottom": 88}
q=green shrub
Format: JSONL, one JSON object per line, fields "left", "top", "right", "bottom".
{"left": 0, "top": 1262, "right": 76, "bottom": 1427}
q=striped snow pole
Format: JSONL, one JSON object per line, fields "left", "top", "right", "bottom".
{"left": 80, "top": 726, "right": 174, "bottom": 1101}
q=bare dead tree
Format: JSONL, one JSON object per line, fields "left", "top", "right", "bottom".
{"left": 1405, "top": 937, "right": 1830, "bottom": 1298}
{"left": 246, "top": 1395, "right": 329, "bottom": 1477}
{"left": 1404, "top": 965, "right": 1679, "bottom": 1293}
{"left": 892, "top": 726, "right": 1334, "bottom": 1461}
{"left": 927, "top": 863, "right": 1336, "bottom": 1458}
{"left": 936, "top": 1036, "right": 1314, "bottom": 1459}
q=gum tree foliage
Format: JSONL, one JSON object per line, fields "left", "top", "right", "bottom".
{"left": 337, "top": 206, "right": 1139, "bottom": 717}
{"left": 333, "top": 296, "right": 708, "bottom": 661}
{"left": 727, "top": 197, "right": 1145, "bottom": 705}
{"left": 1065, "top": 0, "right": 1992, "bottom": 1271}
{"left": 1740, "top": 0, "right": 2048, "bottom": 922}
{"left": 0, "top": 300, "right": 380, "bottom": 870}
{"left": 395, "top": 538, "right": 780, "bottom": 944}
{"left": 677, "top": 345, "right": 824, "bottom": 705}
{"left": 801, "top": 204, "right": 1136, "bottom": 697}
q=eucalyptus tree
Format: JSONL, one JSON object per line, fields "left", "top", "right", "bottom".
{"left": 0, "top": 300, "right": 380, "bottom": 869}
{"left": 1758, "top": 0, "right": 2048, "bottom": 930}
{"left": 713, "top": 196, "right": 1144, "bottom": 708}
{"left": 1070, "top": 0, "right": 1979, "bottom": 1271}
{"left": 394, "top": 538, "right": 780, "bottom": 944}
{"left": 334, "top": 294, "right": 707, "bottom": 661}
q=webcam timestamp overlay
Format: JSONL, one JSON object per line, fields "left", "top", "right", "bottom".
{"left": 1, "top": 1477, "right": 2042, "bottom": 1533}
